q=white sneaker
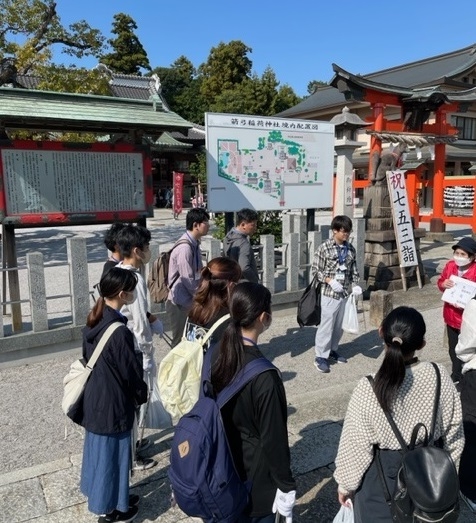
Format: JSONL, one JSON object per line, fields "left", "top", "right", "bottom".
{"left": 461, "top": 492, "right": 476, "bottom": 513}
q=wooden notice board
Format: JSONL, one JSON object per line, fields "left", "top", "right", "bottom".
{"left": 386, "top": 170, "right": 422, "bottom": 291}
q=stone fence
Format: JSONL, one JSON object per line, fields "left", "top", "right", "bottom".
{"left": 0, "top": 215, "right": 366, "bottom": 353}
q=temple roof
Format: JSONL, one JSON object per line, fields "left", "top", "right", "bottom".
{"left": 279, "top": 44, "right": 476, "bottom": 117}
{"left": 0, "top": 87, "right": 191, "bottom": 135}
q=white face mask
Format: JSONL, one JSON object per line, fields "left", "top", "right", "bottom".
{"left": 139, "top": 249, "right": 151, "bottom": 265}
{"left": 454, "top": 255, "right": 471, "bottom": 268}
{"left": 121, "top": 290, "right": 136, "bottom": 305}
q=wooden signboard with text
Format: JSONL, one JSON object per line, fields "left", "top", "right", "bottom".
{"left": 0, "top": 140, "right": 153, "bottom": 227}
{"left": 387, "top": 170, "right": 422, "bottom": 291}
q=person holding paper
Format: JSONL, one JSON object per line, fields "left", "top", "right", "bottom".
{"left": 437, "top": 236, "right": 476, "bottom": 385}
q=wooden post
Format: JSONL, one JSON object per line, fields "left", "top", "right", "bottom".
{"left": 3, "top": 224, "right": 22, "bottom": 332}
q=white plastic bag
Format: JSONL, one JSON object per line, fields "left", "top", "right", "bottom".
{"left": 139, "top": 376, "right": 173, "bottom": 430}
{"left": 342, "top": 294, "right": 359, "bottom": 335}
{"left": 332, "top": 501, "right": 354, "bottom": 523}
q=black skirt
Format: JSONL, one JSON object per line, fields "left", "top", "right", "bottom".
{"left": 353, "top": 448, "right": 403, "bottom": 523}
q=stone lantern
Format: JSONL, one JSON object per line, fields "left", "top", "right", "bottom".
{"left": 330, "top": 107, "right": 370, "bottom": 217}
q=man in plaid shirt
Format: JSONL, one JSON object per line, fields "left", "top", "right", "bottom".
{"left": 312, "top": 215, "right": 362, "bottom": 373}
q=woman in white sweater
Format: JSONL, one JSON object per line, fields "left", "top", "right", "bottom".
{"left": 455, "top": 297, "right": 476, "bottom": 512}
{"left": 334, "top": 306, "right": 464, "bottom": 522}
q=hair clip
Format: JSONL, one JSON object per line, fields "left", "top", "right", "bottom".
{"left": 392, "top": 336, "right": 403, "bottom": 345}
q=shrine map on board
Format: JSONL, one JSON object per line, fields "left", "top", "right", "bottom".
{"left": 206, "top": 113, "right": 335, "bottom": 212}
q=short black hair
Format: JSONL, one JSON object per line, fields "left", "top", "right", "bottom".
{"left": 331, "top": 215, "right": 353, "bottom": 232}
{"left": 104, "top": 222, "right": 126, "bottom": 252}
{"left": 237, "top": 208, "right": 258, "bottom": 225}
{"left": 186, "top": 208, "right": 210, "bottom": 231}
{"left": 116, "top": 224, "right": 151, "bottom": 257}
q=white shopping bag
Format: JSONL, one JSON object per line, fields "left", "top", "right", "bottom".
{"left": 342, "top": 295, "right": 359, "bottom": 335}
{"left": 332, "top": 501, "right": 354, "bottom": 523}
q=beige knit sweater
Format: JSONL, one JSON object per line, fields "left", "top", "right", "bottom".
{"left": 334, "top": 361, "right": 464, "bottom": 495}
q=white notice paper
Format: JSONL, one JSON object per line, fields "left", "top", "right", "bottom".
{"left": 441, "top": 275, "right": 476, "bottom": 309}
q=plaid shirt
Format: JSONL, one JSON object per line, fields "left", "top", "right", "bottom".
{"left": 311, "top": 238, "right": 360, "bottom": 300}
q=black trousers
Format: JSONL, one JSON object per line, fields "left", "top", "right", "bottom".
{"left": 447, "top": 325, "right": 463, "bottom": 383}
{"left": 460, "top": 369, "right": 476, "bottom": 501}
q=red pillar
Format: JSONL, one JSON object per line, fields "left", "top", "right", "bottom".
{"left": 430, "top": 109, "right": 447, "bottom": 232}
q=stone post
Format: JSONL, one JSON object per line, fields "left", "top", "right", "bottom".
{"left": 353, "top": 218, "right": 366, "bottom": 289}
{"left": 67, "top": 237, "right": 89, "bottom": 326}
{"left": 307, "top": 230, "right": 322, "bottom": 284}
{"left": 201, "top": 236, "right": 222, "bottom": 261}
{"left": 286, "top": 233, "right": 299, "bottom": 291}
{"left": 292, "top": 214, "right": 307, "bottom": 282}
{"left": 27, "top": 252, "right": 48, "bottom": 332}
{"left": 260, "top": 234, "right": 275, "bottom": 294}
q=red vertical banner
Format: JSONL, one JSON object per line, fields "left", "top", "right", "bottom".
{"left": 173, "top": 171, "right": 184, "bottom": 216}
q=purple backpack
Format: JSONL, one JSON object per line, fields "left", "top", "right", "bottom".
{"left": 168, "top": 358, "right": 276, "bottom": 523}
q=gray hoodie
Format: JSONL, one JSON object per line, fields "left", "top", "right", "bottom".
{"left": 222, "top": 228, "right": 259, "bottom": 283}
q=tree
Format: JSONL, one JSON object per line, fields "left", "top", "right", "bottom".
{"left": 150, "top": 56, "right": 207, "bottom": 123}
{"left": 0, "top": 0, "right": 104, "bottom": 74}
{"left": 307, "top": 79, "right": 328, "bottom": 95}
{"left": 101, "top": 13, "right": 150, "bottom": 75}
{"left": 199, "top": 40, "right": 252, "bottom": 103}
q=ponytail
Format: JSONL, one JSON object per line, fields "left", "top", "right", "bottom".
{"left": 86, "top": 297, "right": 106, "bottom": 328}
{"left": 373, "top": 307, "right": 426, "bottom": 413}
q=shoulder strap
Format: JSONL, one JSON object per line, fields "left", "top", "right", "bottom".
{"left": 199, "top": 314, "right": 231, "bottom": 347}
{"left": 86, "top": 322, "right": 123, "bottom": 370}
{"left": 168, "top": 239, "right": 193, "bottom": 289}
{"left": 366, "top": 375, "right": 407, "bottom": 450}
{"left": 217, "top": 358, "right": 276, "bottom": 408}
{"left": 429, "top": 362, "right": 441, "bottom": 444}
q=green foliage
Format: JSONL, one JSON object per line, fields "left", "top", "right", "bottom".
{"left": 199, "top": 40, "right": 252, "bottom": 103}
{"left": 150, "top": 57, "right": 206, "bottom": 123}
{"left": 211, "top": 211, "right": 283, "bottom": 245}
{"left": 307, "top": 79, "right": 328, "bottom": 95}
{"left": 101, "top": 13, "right": 150, "bottom": 75}
{"left": 0, "top": 0, "right": 104, "bottom": 74}
{"left": 188, "top": 152, "right": 207, "bottom": 184}
{"left": 36, "top": 64, "right": 111, "bottom": 94}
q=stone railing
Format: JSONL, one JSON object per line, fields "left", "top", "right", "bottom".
{"left": 0, "top": 216, "right": 366, "bottom": 353}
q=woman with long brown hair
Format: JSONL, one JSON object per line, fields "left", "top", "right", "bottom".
{"left": 79, "top": 267, "right": 148, "bottom": 523}
{"left": 184, "top": 256, "right": 242, "bottom": 348}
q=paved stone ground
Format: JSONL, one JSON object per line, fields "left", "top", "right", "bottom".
{"left": 0, "top": 210, "right": 475, "bottom": 522}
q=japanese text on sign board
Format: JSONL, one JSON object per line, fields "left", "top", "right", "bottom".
{"left": 387, "top": 171, "right": 418, "bottom": 267}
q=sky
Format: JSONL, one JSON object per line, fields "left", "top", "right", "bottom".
{"left": 52, "top": 1, "right": 476, "bottom": 98}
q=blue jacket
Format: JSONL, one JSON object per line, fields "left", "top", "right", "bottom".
{"left": 79, "top": 306, "right": 148, "bottom": 434}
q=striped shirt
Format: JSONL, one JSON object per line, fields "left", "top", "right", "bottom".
{"left": 311, "top": 238, "right": 359, "bottom": 299}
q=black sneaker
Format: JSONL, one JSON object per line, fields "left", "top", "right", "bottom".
{"left": 329, "top": 350, "right": 347, "bottom": 363}
{"left": 135, "top": 438, "right": 151, "bottom": 452}
{"left": 98, "top": 505, "right": 138, "bottom": 523}
{"left": 128, "top": 494, "right": 140, "bottom": 507}
{"left": 132, "top": 457, "right": 157, "bottom": 471}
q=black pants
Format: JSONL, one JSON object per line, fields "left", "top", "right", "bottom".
{"left": 460, "top": 369, "right": 476, "bottom": 501}
{"left": 447, "top": 325, "right": 463, "bottom": 383}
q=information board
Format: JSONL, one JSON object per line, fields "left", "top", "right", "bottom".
{"left": 205, "top": 112, "right": 335, "bottom": 212}
{"left": 0, "top": 141, "right": 152, "bottom": 226}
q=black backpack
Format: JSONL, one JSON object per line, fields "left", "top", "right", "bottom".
{"left": 297, "top": 274, "right": 322, "bottom": 327}
{"left": 367, "top": 363, "right": 460, "bottom": 523}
